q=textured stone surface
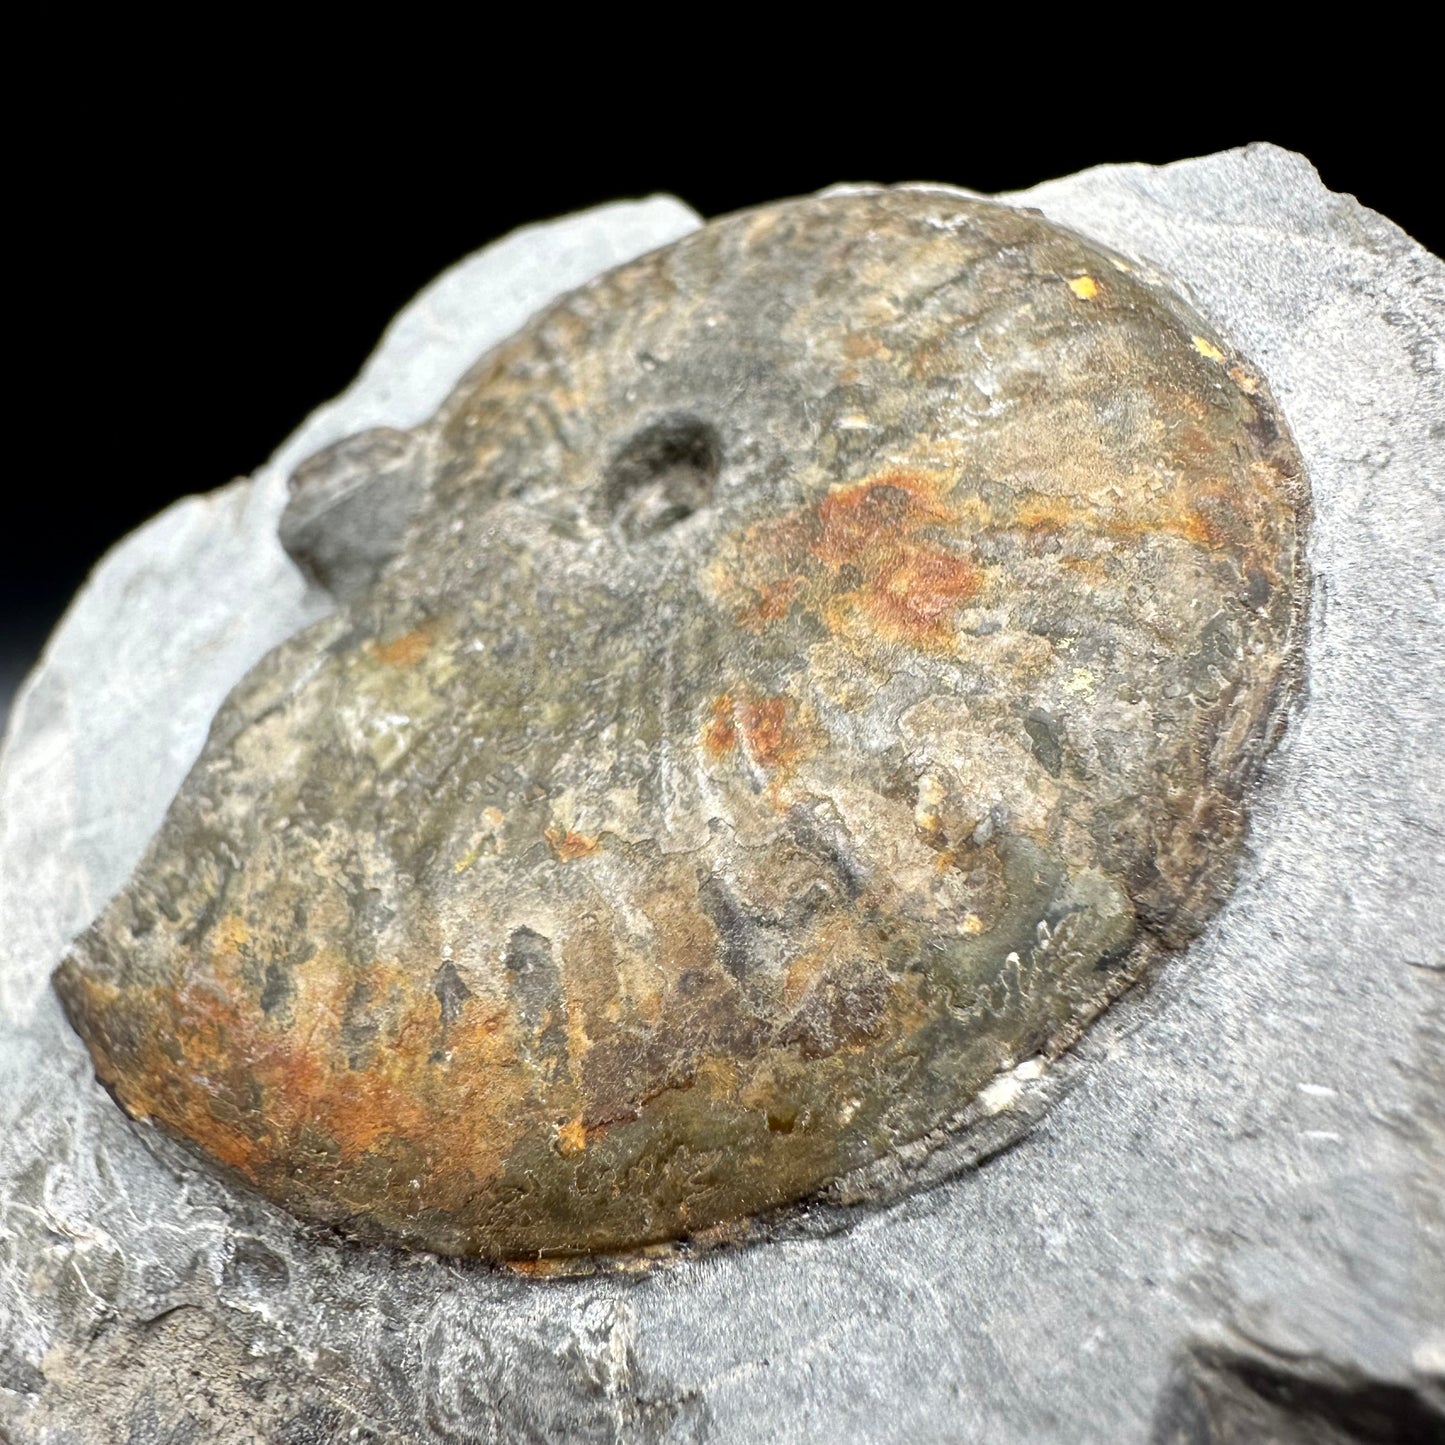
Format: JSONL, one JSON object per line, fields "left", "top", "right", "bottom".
{"left": 55, "top": 191, "right": 1307, "bottom": 1262}
{"left": 2, "top": 151, "right": 1441, "bottom": 1441}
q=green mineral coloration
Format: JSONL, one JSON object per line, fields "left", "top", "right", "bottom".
{"left": 54, "top": 190, "right": 1308, "bottom": 1261}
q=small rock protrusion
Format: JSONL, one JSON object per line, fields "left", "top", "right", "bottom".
{"left": 280, "top": 426, "right": 428, "bottom": 601}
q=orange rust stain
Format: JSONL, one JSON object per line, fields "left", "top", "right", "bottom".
{"left": 737, "top": 575, "right": 802, "bottom": 632}
{"left": 702, "top": 692, "right": 813, "bottom": 789}
{"left": 505, "top": 1256, "right": 574, "bottom": 1277}
{"left": 70, "top": 915, "right": 533, "bottom": 1232}
{"left": 546, "top": 826, "right": 600, "bottom": 861}
{"left": 1015, "top": 500, "right": 1079, "bottom": 534}
{"left": 725, "top": 469, "right": 981, "bottom": 652}
{"left": 856, "top": 543, "right": 979, "bottom": 640}
{"left": 702, "top": 693, "right": 739, "bottom": 757}
{"left": 808, "top": 473, "right": 980, "bottom": 647}
{"left": 107, "top": 933, "right": 517, "bottom": 1177}
{"left": 169, "top": 958, "right": 430, "bottom": 1164}
{"left": 1016, "top": 496, "right": 1221, "bottom": 549}
{"left": 1177, "top": 511, "right": 1219, "bottom": 546}
{"left": 555, "top": 1118, "right": 587, "bottom": 1156}
{"left": 1059, "top": 555, "right": 1109, "bottom": 582}
{"left": 737, "top": 696, "right": 802, "bottom": 771}
{"left": 811, "top": 472, "right": 953, "bottom": 565}
{"left": 371, "top": 623, "right": 435, "bottom": 668}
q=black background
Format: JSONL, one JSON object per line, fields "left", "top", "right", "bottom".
{"left": 6, "top": 61, "right": 1438, "bottom": 721}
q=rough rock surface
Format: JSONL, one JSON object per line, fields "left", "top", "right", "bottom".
{"left": 2, "top": 152, "right": 1442, "bottom": 1441}
{"left": 55, "top": 190, "right": 1307, "bottom": 1262}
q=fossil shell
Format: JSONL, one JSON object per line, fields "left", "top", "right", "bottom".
{"left": 54, "top": 190, "right": 1308, "bottom": 1260}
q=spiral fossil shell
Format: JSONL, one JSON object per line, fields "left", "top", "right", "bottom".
{"left": 54, "top": 189, "right": 1308, "bottom": 1260}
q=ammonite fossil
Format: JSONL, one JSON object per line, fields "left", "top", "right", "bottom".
{"left": 54, "top": 189, "right": 1308, "bottom": 1261}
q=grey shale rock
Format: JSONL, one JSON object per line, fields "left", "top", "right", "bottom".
{"left": 2, "top": 151, "right": 1442, "bottom": 1442}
